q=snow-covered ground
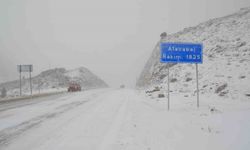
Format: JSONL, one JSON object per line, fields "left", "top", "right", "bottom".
{"left": 0, "top": 88, "right": 250, "bottom": 150}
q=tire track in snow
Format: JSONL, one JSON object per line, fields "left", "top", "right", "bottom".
{"left": 98, "top": 92, "right": 130, "bottom": 150}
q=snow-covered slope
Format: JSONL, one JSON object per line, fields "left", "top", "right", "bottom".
{"left": 137, "top": 7, "right": 250, "bottom": 101}
{"left": 0, "top": 67, "right": 108, "bottom": 97}
{"left": 65, "top": 67, "right": 108, "bottom": 89}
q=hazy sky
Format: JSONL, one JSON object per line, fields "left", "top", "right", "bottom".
{"left": 1, "top": 0, "right": 250, "bottom": 87}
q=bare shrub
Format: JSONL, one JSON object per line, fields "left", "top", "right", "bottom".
{"left": 215, "top": 83, "right": 227, "bottom": 94}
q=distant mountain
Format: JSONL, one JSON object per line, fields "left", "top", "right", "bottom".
{"left": 136, "top": 7, "right": 250, "bottom": 100}
{"left": 0, "top": 67, "right": 108, "bottom": 97}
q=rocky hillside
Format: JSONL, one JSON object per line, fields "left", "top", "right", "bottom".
{"left": 136, "top": 7, "right": 250, "bottom": 101}
{"left": 0, "top": 67, "right": 108, "bottom": 97}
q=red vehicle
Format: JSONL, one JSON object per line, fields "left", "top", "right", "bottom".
{"left": 68, "top": 83, "right": 81, "bottom": 92}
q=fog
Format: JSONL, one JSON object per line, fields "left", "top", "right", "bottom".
{"left": 0, "top": 0, "right": 249, "bottom": 87}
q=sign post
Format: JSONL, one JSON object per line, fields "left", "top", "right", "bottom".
{"left": 160, "top": 42, "right": 203, "bottom": 109}
{"left": 29, "top": 71, "right": 32, "bottom": 95}
{"left": 196, "top": 64, "right": 199, "bottom": 107}
{"left": 167, "top": 64, "right": 170, "bottom": 110}
{"left": 17, "top": 65, "right": 33, "bottom": 96}
{"left": 19, "top": 70, "right": 22, "bottom": 96}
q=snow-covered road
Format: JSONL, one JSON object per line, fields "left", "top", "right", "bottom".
{"left": 1, "top": 88, "right": 250, "bottom": 150}
{"left": 0, "top": 88, "right": 134, "bottom": 150}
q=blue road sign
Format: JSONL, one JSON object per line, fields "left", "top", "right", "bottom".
{"left": 160, "top": 42, "right": 203, "bottom": 63}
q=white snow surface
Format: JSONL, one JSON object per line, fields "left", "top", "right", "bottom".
{"left": 0, "top": 88, "right": 250, "bottom": 150}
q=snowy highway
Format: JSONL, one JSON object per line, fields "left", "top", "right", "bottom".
{"left": 0, "top": 88, "right": 123, "bottom": 149}
{"left": 0, "top": 88, "right": 141, "bottom": 150}
{"left": 1, "top": 88, "right": 250, "bottom": 150}
{"left": 1, "top": 1, "right": 250, "bottom": 150}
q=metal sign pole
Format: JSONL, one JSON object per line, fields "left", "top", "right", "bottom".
{"left": 29, "top": 71, "right": 32, "bottom": 95}
{"left": 20, "top": 71, "right": 22, "bottom": 96}
{"left": 196, "top": 63, "right": 199, "bottom": 108}
{"left": 167, "top": 64, "right": 170, "bottom": 111}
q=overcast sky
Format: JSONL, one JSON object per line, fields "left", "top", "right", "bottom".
{"left": 0, "top": 0, "right": 250, "bottom": 87}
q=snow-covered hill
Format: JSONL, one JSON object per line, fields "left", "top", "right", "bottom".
{"left": 137, "top": 7, "right": 250, "bottom": 101}
{"left": 0, "top": 67, "right": 108, "bottom": 97}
